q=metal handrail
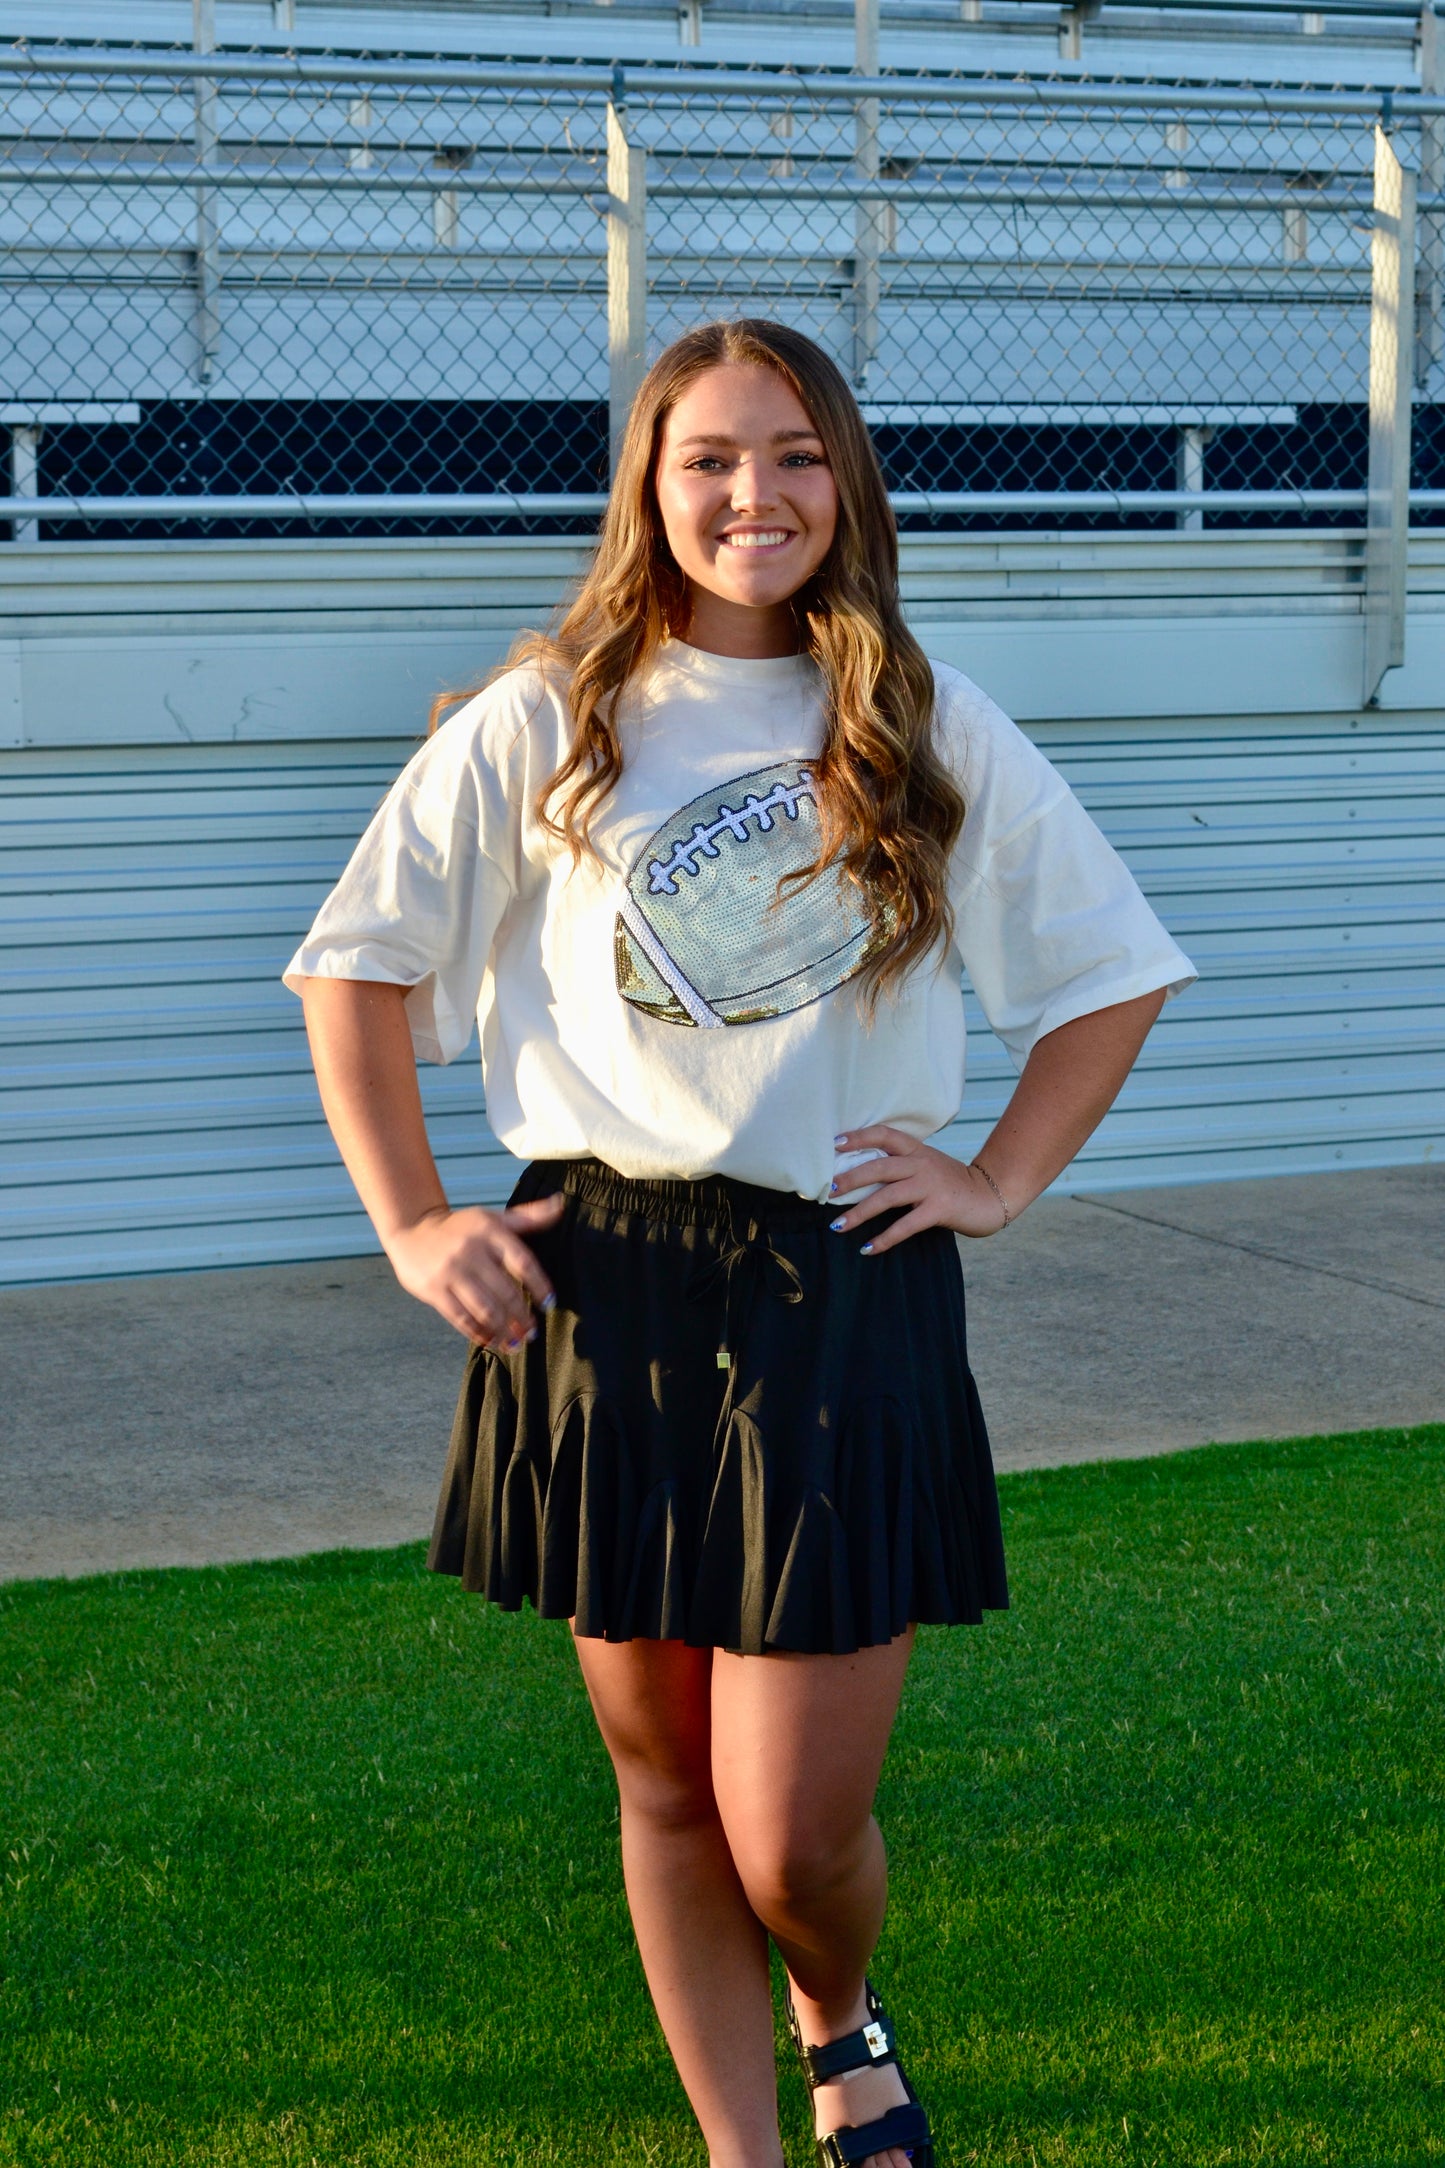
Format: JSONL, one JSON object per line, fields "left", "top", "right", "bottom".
{"left": 0, "top": 47, "right": 1443, "bottom": 121}
{"left": 0, "top": 158, "right": 602, "bottom": 194}
{"left": 338, "top": 0, "right": 1437, "bottom": 16}
{"left": 574, "top": 0, "right": 1435, "bottom": 13}
{"left": 7, "top": 157, "right": 1433, "bottom": 214}
{"left": 7, "top": 489, "right": 1445, "bottom": 522}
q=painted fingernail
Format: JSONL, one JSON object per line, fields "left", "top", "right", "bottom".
{"left": 860, "top": 1241, "right": 875, "bottom": 1256}
{"left": 833, "top": 1133, "right": 849, "bottom": 1147}
{"left": 505, "top": 1335, "right": 524, "bottom": 1352}
{"left": 829, "top": 1179, "right": 839, "bottom": 1194}
{"left": 540, "top": 1292, "right": 557, "bottom": 1312}
{"left": 829, "top": 1216, "right": 846, "bottom": 1232}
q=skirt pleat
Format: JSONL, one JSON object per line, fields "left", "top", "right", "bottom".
{"left": 427, "top": 1157, "right": 1009, "bottom": 1656}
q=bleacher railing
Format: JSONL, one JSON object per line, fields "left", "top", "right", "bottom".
{"left": 3, "top": 41, "right": 1444, "bottom": 699}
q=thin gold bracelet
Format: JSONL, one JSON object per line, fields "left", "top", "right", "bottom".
{"left": 970, "top": 1158, "right": 1012, "bottom": 1231}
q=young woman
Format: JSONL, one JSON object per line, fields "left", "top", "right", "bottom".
{"left": 286, "top": 319, "right": 1193, "bottom": 2168}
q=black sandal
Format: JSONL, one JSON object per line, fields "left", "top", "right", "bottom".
{"left": 783, "top": 1976, "right": 936, "bottom": 2167}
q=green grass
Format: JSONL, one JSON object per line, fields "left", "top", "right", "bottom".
{"left": 1, "top": 1425, "right": 1442, "bottom": 2168}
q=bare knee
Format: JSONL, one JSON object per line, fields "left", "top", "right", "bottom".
{"left": 732, "top": 1818, "right": 873, "bottom": 1926}
{"left": 574, "top": 1636, "right": 719, "bottom": 1836}
{"left": 608, "top": 1741, "right": 720, "bottom": 1837}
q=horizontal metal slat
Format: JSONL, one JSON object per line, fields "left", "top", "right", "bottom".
{"left": 5, "top": 1052, "right": 1438, "bottom": 1208}
{"left": 0, "top": 1068, "right": 484, "bottom": 1147}
{"left": 5, "top": 1089, "right": 1442, "bottom": 1253}
{"left": 0, "top": 1144, "right": 506, "bottom": 1240}
{"left": 939, "top": 1124, "right": 1445, "bottom": 1195}
{"left": 1, "top": 1109, "right": 494, "bottom": 1194}
{"left": 2, "top": 953, "right": 1441, "bottom": 1091}
{"left": 3, "top": 1020, "right": 1441, "bottom": 1152}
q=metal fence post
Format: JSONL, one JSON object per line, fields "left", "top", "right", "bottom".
{"left": 9, "top": 424, "right": 40, "bottom": 544}
{"left": 853, "top": 0, "right": 882, "bottom": 390}
{"left": 1363, "top": 121, "right": 1417, "bottom": 707}
{"left": 192, "top": 0, "right": 221, "bottom": 385}
{"left": 1417, "top": 4, "right": 1442, "bottom": 387}
{"left": 607, "top": 89, "right": 647, "bottom": 479}
{"left": 1058, "top": 1, "right": 1102, "bottom": 62}
{"left": 1175, "top": 422, "right": 1211, "bottom": 532}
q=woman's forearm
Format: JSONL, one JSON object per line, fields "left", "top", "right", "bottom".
{"left": 299, "top": 976, "right": 448, "bottom": 1250}
{"left": 298, "top": 975, "right": 563, "bottom": 1346}
{"left": 972, "top": 987, "right": 1167, "bottom": 1215}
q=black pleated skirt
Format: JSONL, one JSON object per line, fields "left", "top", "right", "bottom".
{"left": 427, "top": 1157, "right": 1009, "bottom": 1657}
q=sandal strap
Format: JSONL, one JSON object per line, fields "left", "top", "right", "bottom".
{"left": 796, "top": 2007, "right": 898, "bottom": 2087}
{"left": 818, "top": 2099, "right": 931, "bottom": 2165}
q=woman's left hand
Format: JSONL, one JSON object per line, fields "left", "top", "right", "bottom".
{"left": 829, "top": 1125, "right": 1008, "bottom": 1253}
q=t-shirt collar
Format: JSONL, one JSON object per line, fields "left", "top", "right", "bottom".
{"left": 658, "top": 637, "right": 819, "bottom": 693}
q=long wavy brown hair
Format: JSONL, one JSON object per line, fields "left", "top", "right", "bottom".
{"left": 439, "top": 318, "right": 966, "bottom": 1002}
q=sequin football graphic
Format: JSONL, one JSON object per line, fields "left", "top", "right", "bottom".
{"left": 614, "top": 760, "right": 887, "bottom": 1027}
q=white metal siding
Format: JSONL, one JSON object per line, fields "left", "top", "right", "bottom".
{"left": 0, "top": 740, "right": 502, "bottom": 1282}
{"left": 3, "top": 706, "right": 1441, "bottom": 1286}
{"left": 950, "top": 712, "right": 1445, "bottom": 1180}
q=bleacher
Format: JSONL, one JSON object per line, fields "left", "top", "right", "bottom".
{"left": 2, "top": 0, "right": 1440, "bottom": 535}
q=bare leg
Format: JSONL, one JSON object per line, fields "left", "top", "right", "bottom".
{"left": 572, "top": 1633, "right": 784, "bottom": 2168}
{"left": 710, "top": 1631, "right": 917, "bottom": 2168}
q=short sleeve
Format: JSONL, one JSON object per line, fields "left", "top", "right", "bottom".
{"left": 936, "top": 664, "right": 1197, "bottom": 1070}
{"left": 282, "top": 692, "right": 524, "bottom": 1065}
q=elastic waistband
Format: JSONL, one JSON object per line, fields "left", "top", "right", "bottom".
{"left": 518, "top": 1157, "right": 829, "bottom": 1233}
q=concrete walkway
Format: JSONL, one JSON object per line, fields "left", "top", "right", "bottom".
{"left": 1, "top": 1164, "right": 1440, "bottom": 1584}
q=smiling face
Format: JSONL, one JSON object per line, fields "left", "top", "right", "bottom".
{"left": 653, "top": 362, "right": 840, "bottom": 658}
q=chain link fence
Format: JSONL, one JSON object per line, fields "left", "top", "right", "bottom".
{"left": 1, "top": 42, "right": 1443, "bottom": 546}
{"left": 642, "top": 74, "right": 1431, "bottom": 518}
{"left": 1, "top": 49, "right": 614, "bottom": 536}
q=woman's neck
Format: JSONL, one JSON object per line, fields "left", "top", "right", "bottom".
{"left": 680, "top": 588, "right": 801, "bottom": 659}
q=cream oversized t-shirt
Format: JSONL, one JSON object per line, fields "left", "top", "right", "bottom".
{"left": 284, "top": 641, "right": 1195, "bottom": 1200}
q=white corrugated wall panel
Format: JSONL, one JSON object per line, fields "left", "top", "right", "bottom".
{"left": 2, "top": 708, "right": 1443, "bottom": 1286}
{"left": 0, "top": 741, "right": 505, "bottom": 1283}
{"left": 942, "top": 712, "right": 1445, "bottom": 1180}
